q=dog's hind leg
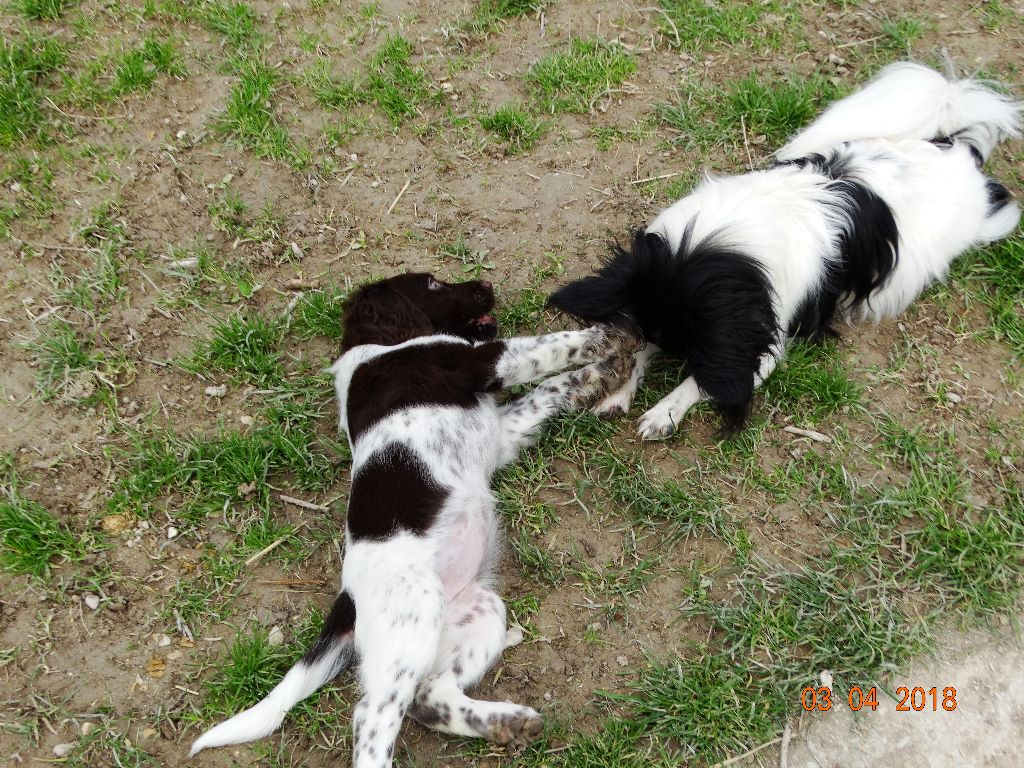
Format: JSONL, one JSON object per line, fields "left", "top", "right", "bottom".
{"left": 348, "top": 563, "right": 446, "bottom": 768}
{"left": 409, "top": 583, "right": 543, "bottom": 748}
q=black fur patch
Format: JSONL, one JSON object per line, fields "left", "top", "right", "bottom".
{"left": 303, "top": 590, "right": 356, "bottom": 664}
{"left": 986, "top": 179, "right": 1011, "bottom": 215}
{"left": 790, "top": 178, "right": 899, "bottom": 341}
{"left": 347, "top": 444, "right": 449, "bottom": 540}
{"left": 550, "top": 226, "right": 779, "bottom": 431}
{"left": 346, "top": 341, "right": 505, "bottom": 441}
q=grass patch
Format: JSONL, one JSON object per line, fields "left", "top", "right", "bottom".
{"left": 25, "top": 319, "right": 105, "bottom": 394}
{"left": 527, "top": 38, "right": 636, "bottom": 114}
{"left": 0, "top": 35, "right": 67, "bottom": 148}
{"left": 610, "top": 649, "right": 788, "bottom": 762}
{"left": 201, "top": 0, "right": 262, "bottom": 56}
{"left": 438, "top": 239, "right": 495, "bottom": 278}
{"left": 162, "top": 244, "right": 258, "bottom": 304}
{"left": 586, "top": 447, "right": 732, "bottom": 542}
{"left": 207, "top": 187, "right": 281, "bottom": 243}
{"left": 881, "top": 16, "right": 925, "bottom": 52}
{"left": 191, "top": 609, "right": 352, "bottom": 727}
{"left": 959, "top": 236, "right": 1024, "bottom": 356}
{"left": 907, "top": 491, "right": 1024, "bottom": 614}
{"left": 480, "top": 104, "right": 546, "bottom": 153}
{"left": 658, "top": 0, "right": 797, "bottom": 53}
{"left": 761, "top": 338, "right": 861, "bottom": 423}
{"left": 111, "top": 36, "right": 184, "bottom": 96}
{"left": 289, "top": 285, "right": 347, "bottom": 340}
{"left": 111, "top": 374, "right": 343, "bottom": 527}
{"left": 14, "top": 0, "right": 76, "bottom": 19}
{"left": 473, "top": 0, "right": 543, "bottom": 30}
{"left": 189, "top": 312, "right": 284, "bottom": 386}
{"left": 495, "top": 288, "right": 546, "bottom": 334}
{"left": 366, "top": 35, "right": 429, "bottom": 124}
{"left": 221, "top": 59, "right": 304, "bottom": 165}
{"left": 660, "top": 72, "right": 843, "bottom": 150}
{"left": 1, "top": 463, "right": 87, "bottom": 579}
{"left": 307, "top": 35, "right": 428, "bottom": 126}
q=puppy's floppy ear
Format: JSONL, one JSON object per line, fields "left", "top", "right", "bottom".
{"left": 341, "top": 282, "right": 434, "bottom": 351}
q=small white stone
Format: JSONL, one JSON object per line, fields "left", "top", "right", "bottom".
{"left": 156, "top": 633, "right": 172, "bottom": 647}
{"left": 167, "top": 527, "right": 178, "bottom": 540}
{"left": 205, "top": 384, "right": 227, "bottom": 398}
{"left": 371, "top": 180, "right": 380, "bottom": 188}
{"left": 616, "top": 655, "right": 628, "bottom": 667}
{"left": 349, "top": 153, "right": 358, "bottom": 162}
{"left": 240, "top": 415, "right": 254, "bottom": 426}
{"left": 946, "top": 392, "right": 962, "bottom": 404}
{"left": 543, "top": 691, "right": 552, "bottom": 701}
{"left": 268, "top": 626, "right": 284, "bottom": 646}
{"left": 53, "top": 744, "right": 75, "bottom": 757}
{"left": 176, "top": 129, "right": 187, "bottom": 139}
{"left": 81, "top": 722, "right": 97, "bottom": 736}
{"left": 820, "top": 669, "right": 833, "bottom": 688}
{"left": 84, "top": 595, "right": 100, "bottom": 610}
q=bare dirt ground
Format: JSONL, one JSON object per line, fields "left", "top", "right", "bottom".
{"left": 2, "top": 0, "right": 1023, "bottom": 767}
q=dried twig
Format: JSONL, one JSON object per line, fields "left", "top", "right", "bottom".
{"left": 385, "top": 178, "right": 412, "bottom": 216}
{"left": 630, "top": 170, "right": 685, "bottom": 186}
{"left": 779, "top": 722, "right": 792, "bottom": 768}
{"left": 740, "top": 114, "right": 755, "bottom": 171}
{"left": 783, "top": 425, "right": 831, "bottom": 443}
{"left": 279, "top": 494, "right": 330, "bottom": 512}
{"left": 244, "top": 534, "right": 291, "bottom": 566}
{"left": 711, "top": 737, "right": 783, "bottom": 768}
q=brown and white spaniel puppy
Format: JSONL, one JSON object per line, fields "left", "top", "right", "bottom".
{"left": 191, "top": 272, "right": 639, "bottom": 767}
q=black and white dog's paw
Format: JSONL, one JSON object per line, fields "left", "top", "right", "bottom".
{"left": 636, "top": 401, "right": 680, "bottom": 440}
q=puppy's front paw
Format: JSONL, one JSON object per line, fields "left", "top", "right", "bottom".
{"left": 592, "top": 386, "right": 633, "bottom": 419}
{"left": 637, "top": 402, "right": 681, "bottom": 440}
{"left": 581, "top": 324, "right": 645, "bottom": 360}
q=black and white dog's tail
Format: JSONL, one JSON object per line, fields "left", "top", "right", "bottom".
{"left": 189, "top": 592, "right": 357, "bottom": 757}
{"left": 777, "top": 62, "right": 1022, "bottom": 163}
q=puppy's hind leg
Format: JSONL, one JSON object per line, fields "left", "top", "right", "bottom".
{"left": 410, "top": 583, "right": 543, "bottom": 748}
{"left": 349, "top": 564, "right": 446, "bottom": 768}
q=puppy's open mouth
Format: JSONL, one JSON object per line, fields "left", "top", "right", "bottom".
{"left": 472, "top": 314, "right": 496, "bottom": 328}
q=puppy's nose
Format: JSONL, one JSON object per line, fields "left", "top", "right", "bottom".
{"left": 479, "top": 280, "right": 492, "bottom": 290}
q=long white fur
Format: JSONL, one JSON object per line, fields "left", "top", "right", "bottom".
{"left": 595, "top": 63, "right": 1022, "bottom": 439}
{"left": 189, "top": 326, "right": 630, "bottom": 766}
{"left": 777, "top": 61, "right": 1021, "bottom": 162}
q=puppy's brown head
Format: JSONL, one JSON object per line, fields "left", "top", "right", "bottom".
{"left": 341, "top": 273, "right": 497, "bottom": 351}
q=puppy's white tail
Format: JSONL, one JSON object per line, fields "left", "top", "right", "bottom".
{"left": 777, "top": 62, "right": 1022, "bottom": 162}
{"left": 189, "top": 592, "right": 356, "bottom": 757}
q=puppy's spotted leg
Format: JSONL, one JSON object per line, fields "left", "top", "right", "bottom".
{"left": 496, "top": 349, "right": 637, "bottom": 465}
{"left": 490, "top": 326, "right": 641, "bottom": 387}
{"left": 350, "top": 564, "right": 446, "bottom": 768}
{"left": 592, "top": 342, "right": 658, "bottom": 419}
{"left": 410, "top": 584, "right": 543, "bottom": 748}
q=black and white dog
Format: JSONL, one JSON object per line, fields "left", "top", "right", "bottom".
{"left": 189, "top": 273, "right": 639, "bottom": 766}
{"left": 549, "top": 62, "right": 1021, "bottom": 439}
